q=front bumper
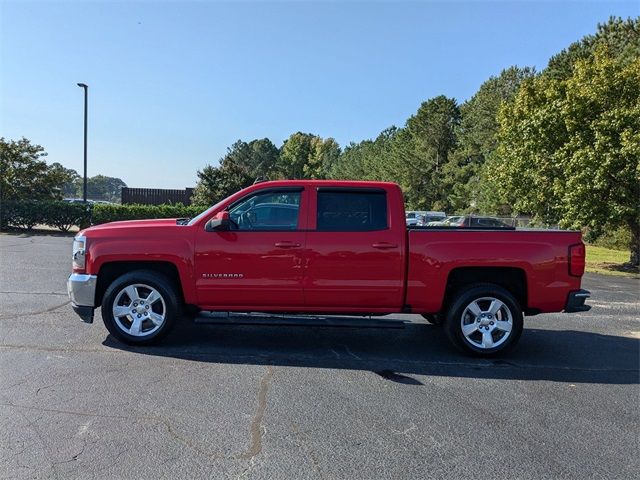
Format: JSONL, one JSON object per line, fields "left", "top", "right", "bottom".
{"left": 67, "top": 273, "right": 97, "bottom": 323}
{"left": 565, "top": 289, "right": 591, "bottom": 313}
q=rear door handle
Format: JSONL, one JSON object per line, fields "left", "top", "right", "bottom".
{"left": 372, "top": 242, "right": 398, "bottom": 249}
{"left": 275, "top": 241, "right": 301, "bottom": 248}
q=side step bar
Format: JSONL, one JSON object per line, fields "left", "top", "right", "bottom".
{"left": 194, "top": 312, "right": 407, "bottom": 329}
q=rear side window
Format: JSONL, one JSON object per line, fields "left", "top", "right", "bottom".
{"left": 317, "top": 190, "right": 388, "bottom": 231}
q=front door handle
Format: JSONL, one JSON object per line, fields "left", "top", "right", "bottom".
{"left": 372, "top": 242, "right": 398, "bottom": 249}
{"left": 275, "top": 241, "right": 301, "bottom": 249}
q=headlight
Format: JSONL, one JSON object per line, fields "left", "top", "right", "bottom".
{"left": 72, "top": 235, "right": 87, "bottom": 270}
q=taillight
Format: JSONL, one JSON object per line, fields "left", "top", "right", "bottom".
{"left": 569, "top": 243, "right": 586, "bottom": 277}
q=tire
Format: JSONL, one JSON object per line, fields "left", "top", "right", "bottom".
{"left": 101, "top": 270, "right": 181, "bottom": 345}
{"left": 444, "top": 283, "right": 523, "bottom": 357}
{"left": 421, "top": 314, "right": 443, "bottom": 326}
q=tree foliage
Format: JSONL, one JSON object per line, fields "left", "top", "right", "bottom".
{"left": 490, "top": 46, "right": 639, "bottom": 264}
{"left": 0, "top": 137, "right": 65, "bottom": 202}
{"left": 546, "top": 16, "right": 640, "bottom": 79}
{"left": 192, "top": 138, "right": 279, "bottom": 205}
{"left": 331, "top": 97, "right": 460, "bottom": 210}
{"left": 192, "top": 134, "right": 339, "bottom": 205}
{"left": 85, "top": 175, "right": 127, "bottom": 203}
{"left": 278, "top": 132, "right": 340, "bottom": 179}
{"left": 49, "top": 162, "right": 82, "bottom": 197}
{"left": 447, "top": 66, "right": 535, "bottom": 213}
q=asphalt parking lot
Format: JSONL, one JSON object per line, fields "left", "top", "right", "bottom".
{"left": 1, "top": 233, "right": 638, "bottom": 480}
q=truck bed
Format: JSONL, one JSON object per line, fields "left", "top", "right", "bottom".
{"left": 405, "top": 228, "right": 583, "bottom": 314}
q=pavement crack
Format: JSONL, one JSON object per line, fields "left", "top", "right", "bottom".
{"left": 36, "top": 384, "right": 56, "bottom": 395}
{"left": 0, "top": 368, "right": 276, "bottom": 463}
{"left": 0, "top": 300, "right": 70, "bottom": 319}
{"left": 237, "top": 365, "right": 274, "bottom": 460}
{"left": 0, "top": 291, "right": 67, "bottom": 296}
{"left": 13, "top": 406, "right": 61, "bottom": 480}
{"left": 53, "top": 439, "right": 86, "bottom": 466}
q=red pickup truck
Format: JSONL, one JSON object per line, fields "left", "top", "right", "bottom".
{"left": 67, "top": 180, "right": 590, "bottom": 356}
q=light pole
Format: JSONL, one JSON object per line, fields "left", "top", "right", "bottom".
{"left": 77, "top": 83, "right": 88, "bottom": 202}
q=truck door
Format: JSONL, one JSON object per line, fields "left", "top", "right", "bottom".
{"left": 303, "top": 187, "right": 405, "bottom": 309}
{"left": 194, "top": 187, "right": 307, "bottom": 308}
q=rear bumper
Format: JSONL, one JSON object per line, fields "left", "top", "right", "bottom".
{"left": 565, "top": 289, "right": 591, "bottom": 313}
{"left": 67, "top": 273, "right": 97, "bottom": 323}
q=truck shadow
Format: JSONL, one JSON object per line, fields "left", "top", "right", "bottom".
{"left": 103, "top": 318, "right": 640, "bottom": 385}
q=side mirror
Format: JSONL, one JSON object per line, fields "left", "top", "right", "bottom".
{"left": 205, "top": 211, "right": 231, "bottom": 232}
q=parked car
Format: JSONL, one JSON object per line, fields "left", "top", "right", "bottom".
{"left": 449, "top": 216, "right": 510, "bottom": 228}
{"left": 417, "top": 211, "right": 446, "bottom": 226}
{"left": 68, "top": 180, "right": 589, "bottom": 356}
{"left": 405, "top": 210, "right": 426, "bottom": 226}
{"left": 427, "top": 215, "right": 462, "bottom": 226}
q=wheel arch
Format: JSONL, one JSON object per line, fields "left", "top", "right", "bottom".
{"left": 443, "top": 267, "right": 528, "bottom": 313}
{"left": 95, "top": 261, "right": 186, "bottom": 307}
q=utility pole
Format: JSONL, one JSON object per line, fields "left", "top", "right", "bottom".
{"left": 77, "top": 83, "right": 88, "bottom": 202}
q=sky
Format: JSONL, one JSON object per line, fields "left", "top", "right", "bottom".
{"left": 1, "top": 1, "right": 638, "bottom": 189}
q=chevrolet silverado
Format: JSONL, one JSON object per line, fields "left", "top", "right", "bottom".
{"left": 67, "top": 180, "right": 590, "bottom": 356}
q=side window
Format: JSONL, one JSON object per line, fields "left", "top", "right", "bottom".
{"left": 317, "top": 190, "right": 388, "bottom": 231}
{"left": 229, "top": 191, "right": 301, "bottom": 231}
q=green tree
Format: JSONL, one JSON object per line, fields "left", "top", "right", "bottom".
{"left": 305, "top": 137, "right": 341, "bottom": 179}
{"left": 278, "top": 132, "right": 340, "bottom": 179}
{"left": 447, "top": 66, "right": 535, "bottom": 212}
{"left": 86, "top": 175, "right": 127, "bottom": 203}
{"left": 192, "top": 138, "right": 279, "bottom": 205}
{"left": 330, "top": 127, "right": 398, "bottom": 181}
{"left": 399, "top": 96, "right": 460, "bottom": 210}
{"left": 546, "top": 16, "right": 640, "bottom": 80}
{"left": 491, "top": 47, "right": 640, "bottom": 265}
{"left": 49, "top": 162, "right": 82, "bottom": 198}
{"left": 246, "top": 138, "right": 280, "bottom": 179}
{"left": 278, "top": 132, "right": 315, "bottom": 179}
{"left": 0, "top": 137, "right": 65, "bottom": 202}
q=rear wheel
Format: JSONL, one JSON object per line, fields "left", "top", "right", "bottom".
{"left": 444, "top": 284, "right": 523, "bottom": 356}
{"left": 101, "top": 270, "right": 180, "bottom": 345}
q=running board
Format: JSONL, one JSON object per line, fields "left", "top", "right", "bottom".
{"left": 194, "top": 312, "right": 407, "bottom": 329}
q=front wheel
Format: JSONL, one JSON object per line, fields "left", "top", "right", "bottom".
{"left": 444, "top": 284, "right": 523, "bottom": 356}
{"left": 101, "top": 270, "right": 181, "bottom": 345}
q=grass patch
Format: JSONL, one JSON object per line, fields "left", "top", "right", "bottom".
{"left": 585, "top": 245, "right": 639, "bottom": 278}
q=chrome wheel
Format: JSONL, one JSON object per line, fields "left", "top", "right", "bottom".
{"left": 112, "top": 284, "right": 166, "bottom": 337}
{"left": 460, "top": 297, "right": 513, "bottom": 350}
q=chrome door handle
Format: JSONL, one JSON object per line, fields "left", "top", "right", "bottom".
{"left": 275, "top": 241, "right": 301, "bottom": 248}
{"left": 372, "top": 242, "right": 398, "bottom": 249}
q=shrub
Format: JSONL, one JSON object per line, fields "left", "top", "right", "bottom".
{"left": 91, "top": 203, "right": 206, "bottom": 225}
{"left": 0, "top": 200, "right": 45, "bottom": 230}
{"left": 585, "top": 225, "right": 632, "bottom": 251}
{"left": 0, "top": 200, "right": 209, "bottom": 232}
{"left": 43, "top": 201, "right": 91, "bottom": 232}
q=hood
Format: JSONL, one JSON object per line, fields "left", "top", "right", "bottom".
{"left": 82, "top": 218, "right": 182, "bottom": 234}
